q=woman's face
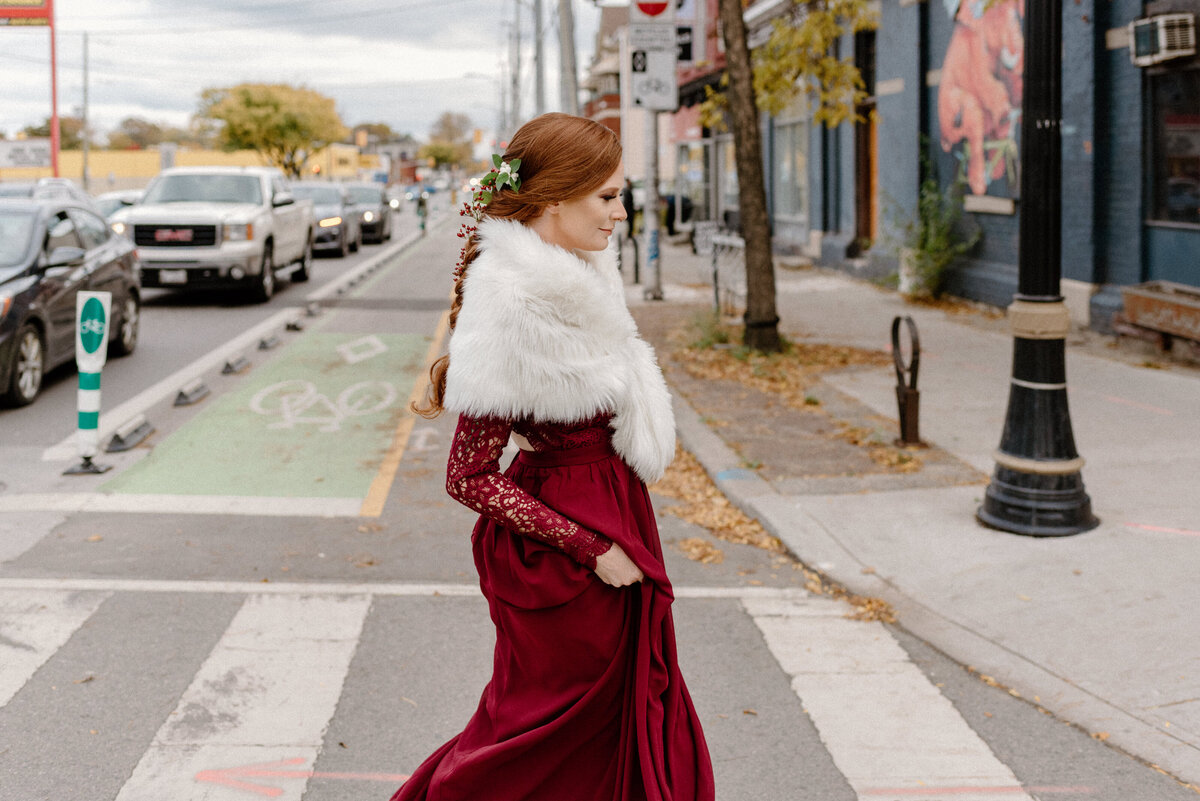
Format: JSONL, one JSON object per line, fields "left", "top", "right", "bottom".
{"left": 536, "top": 162, "right": 627, "bottom": 252}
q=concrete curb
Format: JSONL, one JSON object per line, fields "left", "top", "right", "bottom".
{"left": 670, "top": 384, "right": 1200, "bottom": 785}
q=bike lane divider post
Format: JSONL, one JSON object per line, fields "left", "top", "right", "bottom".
{"left": 65, "top": 292, "right": 113, "bottom": 476}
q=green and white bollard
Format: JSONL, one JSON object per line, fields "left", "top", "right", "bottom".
{"left": 64, "top": 291, "right": 113, "bottom": 476}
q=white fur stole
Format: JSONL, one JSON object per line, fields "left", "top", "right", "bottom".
{"left": 444, "top": 217, "right": 675, "bottom": 484}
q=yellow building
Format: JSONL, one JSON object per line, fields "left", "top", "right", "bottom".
{"left": 0, "top": 144, "right": 380, "bottom": 192}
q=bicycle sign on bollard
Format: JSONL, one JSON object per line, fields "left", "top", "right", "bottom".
{"left": 891, "top": 315, "right": 924, "bottom": 448}
{"left": 65, "top": 291, "right": 113, "bottom": 475}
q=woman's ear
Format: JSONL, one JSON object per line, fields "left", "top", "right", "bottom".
{"left": 544, "top": 202, "right": 561, "bottom": 217}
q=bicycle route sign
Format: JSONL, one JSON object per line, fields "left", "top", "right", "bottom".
{"left": 629, "top": 23, "right": 678, "bottom": 111}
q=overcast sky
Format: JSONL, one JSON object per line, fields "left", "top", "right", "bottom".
{"left": 0, "top": 0, "right": 608, "bottom": 144}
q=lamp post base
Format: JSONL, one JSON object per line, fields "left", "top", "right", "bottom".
{"left": 977, "top": 464, "right": 1099, "bottom": 537}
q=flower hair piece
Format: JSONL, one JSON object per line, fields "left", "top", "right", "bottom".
{"left": 455, "top": 154, "right": 522, "bottom": 277}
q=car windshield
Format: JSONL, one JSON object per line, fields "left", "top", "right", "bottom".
{"left": 142, "top": 174, "right": 263, "bottom": 205}
{"left": 293, "top": 185, "right": 343, "bottom": 205}
{"left": 0, "top": 210, "right": 36, "bottom": 269}
{"left": 347, "top": 186, "right": 382, "bottom": 205}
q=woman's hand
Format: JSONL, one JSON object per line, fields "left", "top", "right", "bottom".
{"left": 593, "top": 543, "right": 644, "bottom": 587}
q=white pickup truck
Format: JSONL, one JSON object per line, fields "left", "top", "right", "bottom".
{"left": 111, "top": 166, "right": 314, "bottom": 302}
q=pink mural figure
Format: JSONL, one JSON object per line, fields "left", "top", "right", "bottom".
{"left": 938, "top": 0, "right": 1025, "bottom": 196}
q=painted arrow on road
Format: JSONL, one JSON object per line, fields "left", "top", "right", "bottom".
{"left": 196, "top": 757, "right": 409, "bottom": 797}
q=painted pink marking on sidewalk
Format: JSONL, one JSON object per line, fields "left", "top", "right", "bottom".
{"left": 1101, "top": 394, "right": 1174, "bottom": 416}
{"left": 861, "top": 786, "right": 1094, "bottom": 796}
{"left": 1126, "top": 522, "right": 1200, "bottom": 537}
{"left": 196, "top": 757, "right": 409, "bottom": 797}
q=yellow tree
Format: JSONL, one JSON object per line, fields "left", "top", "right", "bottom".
{"left": 708, "top": 0, "right": 878, "bottom": 353}
{"left": 197, "top": 83, "right": 348, "bottom": 178}
{"left": 420, "top": 112, "right": 474, "bottom": 169}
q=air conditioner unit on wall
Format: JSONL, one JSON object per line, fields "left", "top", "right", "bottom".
{"left": 1128, "top": 13, "right": 1197, "bottom": 66}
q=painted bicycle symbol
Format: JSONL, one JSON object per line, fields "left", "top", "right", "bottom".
{"left": 249, "top": 379, "right": 397, "bottom": 432}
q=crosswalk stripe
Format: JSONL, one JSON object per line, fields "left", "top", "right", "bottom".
{"left": 0, "top": 589, "right": 110, "bottom": 708}
{"left": 745, "top": 597, "right": 1036, "bottom": 801}
{"left": 0, "top": 576, "right": 813, "bottom": 601}
{"left": 114, "top": 593, "right": 372, "bottom": 801}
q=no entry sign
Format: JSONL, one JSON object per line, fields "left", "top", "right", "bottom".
{"left": 631, "top": 1, "right": 675, "bottom": 22}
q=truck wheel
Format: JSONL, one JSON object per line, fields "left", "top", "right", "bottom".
{"left": 2, "top": 323, "right": 44, "bottom": 407}
{"left": 293, "top": 235, "right": 313, "bottom": 283}
{"left": 109, "top": 292, "right": 140, "bottom": 357}
{"left": 250, "top": 243, "right": 275, "bottom": 303}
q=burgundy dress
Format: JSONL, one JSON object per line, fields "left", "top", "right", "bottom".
{"left": 390, "top": 413, "right": 715, "bottom": 801}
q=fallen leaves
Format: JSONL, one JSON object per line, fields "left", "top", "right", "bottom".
{"left": 653, "top": 447, "right": 785, "bottom": 554}
{"left": 652, "top": 446, "right": 897, "bottom": 623}
{"left": 676, "top": 537, "right": 725, "bottom": 564}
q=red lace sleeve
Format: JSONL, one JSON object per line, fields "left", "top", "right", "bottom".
{"left": 446, "top": 414, "right": 613, "bottom": 569}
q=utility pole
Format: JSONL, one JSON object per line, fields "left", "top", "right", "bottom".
{"left": 558, "top": 0, "right": 579, "bottom": 115}
{"left": 81, "top": 31, "right": 89, "bottom": 191}
{"left": 511, "top": 1, "right": 522, "bottom": 133}
{"left": 977, "top": 0, "right": 1098, "bottom": 536}
{"left": 533, "top": 0, "right": 545, "bottom": 116}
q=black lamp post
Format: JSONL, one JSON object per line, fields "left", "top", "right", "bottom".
{"left": 976, "top": 0, "right": 1099, "bottom": 537}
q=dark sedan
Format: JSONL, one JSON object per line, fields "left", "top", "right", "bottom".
{"left": 292, "top": 182, "right": 361, "bottom": 257}
{"left": 345, "top": 182, "right": 393, "bottom": 244}
{"left": 0, "top": 198, "right": 141, "bottom": 407}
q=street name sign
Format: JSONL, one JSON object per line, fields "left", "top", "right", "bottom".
{"left": 630, "top": 23, "right": 678, "bottom": 111}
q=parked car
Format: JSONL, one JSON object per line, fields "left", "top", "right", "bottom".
{"left": 0, "top": 178, "right": 98, "bottom": 209}
{"left": 0, "top": 197, "right": 141, "bottom": 407}
{"left": 344, "top": 182, "right": 393, "bottom": 244}
{"left": 109, "top": 166, "right": 314, "bottom": 303}
{"left": 291, "top": 182, "right": 361, "bottom": 257}
{"left": 93, "top": 189, "right": 143, "bottom": 220}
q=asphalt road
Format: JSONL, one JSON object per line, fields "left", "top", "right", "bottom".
{"left": 0, "top": 205, "right": 1194, "bottom": 801}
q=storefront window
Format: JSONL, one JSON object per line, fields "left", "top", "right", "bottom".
{"left": 676, "top": 141, "right": 711, "bottom": 222}
{"left": 773, "top": 119, "right": 808, "bottom": 220}
{"left": 718, "top": 138, "right": 739, "bottom": 221}
{"left": 1150, "top": 68, "right": 1200, "bottom": 225}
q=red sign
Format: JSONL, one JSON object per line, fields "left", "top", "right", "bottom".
{"left": 635, "top": 1, "right": 670, "bottom": 15}
{"left": 0, "top": 0, "right": 51, "bottom": 25}
{"left": 155, "top": 228, "right": 194, "bottom": 243}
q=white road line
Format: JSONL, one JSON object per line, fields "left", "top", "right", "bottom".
{"left": 745, "top": 597, "right": 1035, "bottom": 801}
{"left": 0, "top": 589, "right": 110, "bottom": 707}
{"left": 0, "top": 492, "right": 363, "bottom": 517}
{"left": 0, "top": 576, "right": 815, "bottom": 602}
{"left": 115, "top": 593, "right": 372, "bottom": 801}
{"left": 40, "top": 235, "right": 419, "bottom": 464}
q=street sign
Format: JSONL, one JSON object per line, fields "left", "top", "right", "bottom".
{"left": 0, "top": 138, "right": 51, "bottom": 168}
{"left": 677, "top": 26, "right": 693, "bottom": 63}
{"left": 630, "top": 23, "right": 678, "bottom": 111}
{"left": 631, "top": 0, "right": 675, "bottom": 23}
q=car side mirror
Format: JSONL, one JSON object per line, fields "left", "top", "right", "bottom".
{"left": 273, "top": 192, "right": 294, "bottom": 207}
{"left": 46, "top": 246, "right": 86, "bottom": 268}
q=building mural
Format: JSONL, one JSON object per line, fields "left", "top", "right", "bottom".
{"left": 937, "top": 0, "right": 1025, "bottom": 197}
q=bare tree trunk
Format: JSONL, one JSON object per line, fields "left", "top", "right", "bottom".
{"left": 718, "top": 0, "right": 781, "bottom": 353}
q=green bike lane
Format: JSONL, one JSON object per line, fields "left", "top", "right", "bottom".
{"left": 98, "top": 237, "right": 450, "bottom": 518}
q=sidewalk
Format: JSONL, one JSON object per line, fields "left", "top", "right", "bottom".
{"left": 627, "top": 237, "right": 1200, "bottom": 786}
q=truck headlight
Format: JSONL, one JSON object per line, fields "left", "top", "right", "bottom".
{"left": 223, "top": 223, "right": 253, "bottom": 241}
{"left": 111, "top": 221, "right": 128, "bottom": 237}
{"left": 319, "top": 217, "right": 343, "bottom": 228}
{"left": 362, "top": 211, "right": 375, "bottom": 223}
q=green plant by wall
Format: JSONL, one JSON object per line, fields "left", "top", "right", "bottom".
{"left": 897, "top": 175, "right": 980, "bottom": 300}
